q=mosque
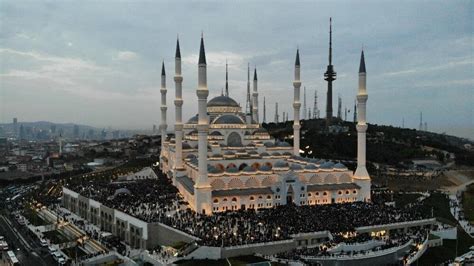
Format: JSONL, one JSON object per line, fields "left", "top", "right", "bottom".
{"left": 159, "top": 33, "right": 371, "bottom": 215}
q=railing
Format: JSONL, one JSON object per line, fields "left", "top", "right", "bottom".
{"left": 405, "top": 235, "right": 429, "bottom": 265}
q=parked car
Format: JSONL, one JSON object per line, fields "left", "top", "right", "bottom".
{"left": 39, "top": 239, "right": 48, "bottom": 247}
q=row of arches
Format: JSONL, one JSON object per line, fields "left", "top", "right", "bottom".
{"left": 213, "top": 162, "right": 271, "bottom": 171}
{"left": 209, "top": 174, "right": 353, "bottom": 190}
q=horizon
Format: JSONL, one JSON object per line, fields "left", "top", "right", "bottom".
{"left": 1, "top": 1, "right": 472, "bottom": 139}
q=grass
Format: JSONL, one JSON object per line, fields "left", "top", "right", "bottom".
{"left": 22, "top": 208, "right": 50, "bottom": 226}
{"left": 462, "top": 184, "right": 474, "bottom": 223}
{"left": 43, "top": 230, "right": 73, "bottom": 244}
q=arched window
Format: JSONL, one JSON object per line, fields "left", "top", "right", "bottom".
{"left": 213, "top": 199, "right": 219, "bottom": 203}
{"left": 227, "top": 132, "right": 242, "bottom": 147}
{"left": 232, "top": 197, "right": 237, "bottom": 202}
{"left": 323, "top": 192, "right": 327, "bottom": 196}
{"left": 223, "top": 198, "right": 228, "bottom": 202}
{"left": 338, "top": 191, "right": 342, "bottom": 195}
{"left": 353, "top": 190, "right": 357, "bottom": 194}
{"left": 250, "top": 196, "right": 255, "bottom": 201}
{"left": 345, "top": 190, "right": 350, "bottom": 195}
{"left": 267, "top": 195, "right": 272, "bottom": 199}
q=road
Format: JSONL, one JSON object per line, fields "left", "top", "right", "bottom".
{"left": 0, "top": 214, "right": 56, "bottom": 266}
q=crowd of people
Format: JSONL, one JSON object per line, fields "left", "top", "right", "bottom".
{"left": 63, "top": 168, "right": 429, "bottom": 247}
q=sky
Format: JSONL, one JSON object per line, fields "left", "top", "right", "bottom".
{"left": 0, "top": 1, "right": 472, "bottom": 139}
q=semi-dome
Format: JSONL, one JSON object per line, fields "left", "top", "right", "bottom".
{"left": 210, "top": 131, "right": 223, "bottom": 136}
{"left": 182, "top": 143, "right": 192, "bottom": 149}
{"left": 187, "top": 114, "right": 198, "bottom": 124}
{"left": 186, "top": 154, "right": 196, "bottom": 159}
{"left": 264, "top": 142, "right": 275, "bottom": 147}
{"left": 305, "top": 164, "right": 318, "bottom": 170}
{"left": 282, "top": 151, "right": 293, "bottom": 156}
{"left": 276, "top": 141, "right": 291, "bottom": 147}
{"left": 260, "top": 152, "right": 270, "bottom": 156}
{"left": 213, "top": 114, "right": 244, "bottom": 124}
{"left": 207, "top": 95, "right": 239, "bottom": 107}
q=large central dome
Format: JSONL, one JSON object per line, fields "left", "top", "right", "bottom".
{"left": 207, "top": 95, "right": 239, "bottom": 107}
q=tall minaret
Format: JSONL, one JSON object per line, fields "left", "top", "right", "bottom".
{"left": 59, "top": 133, "right": 63, "bottom": 155}
{"left": 353, "top": 49, "right": 370, "bottom": 202}
{"left": 225, "top": 60, "right": 229, "bottom": 97}
{"left": 174, "top": 37, "right": 184, "bottom": 171}
{"left": 303, "top": 86, "right": 307, "bottom": 120}
{"left": 252, "top": 68, "right": 259, "bottom": 123}
{"left": 293, "top": 49, "right": 302, "bottom": 155}
{"left": 419, "top": 112, "right": 423, "bottom": 131}
{"left": 337, "top": 95, "right": 342, "bottom": 119}
{"left": 194, "top": 35, "right": 212, "bottom": 214}
{"left": 324, "top": 18, "right": 337, "bottom": 124}
{"left": 263, "top": 97, "right": 266, "bottom": 123}
{"left": 160, "top": 61, "right": 167, "bottom": 153}
{"left": 313, "top": 89, "right": 319, "bottom": 119}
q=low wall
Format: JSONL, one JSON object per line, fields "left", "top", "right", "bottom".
{"left": 303, "top": 240, "right": 413, "bottom": 266}
{"left": 432, "top": 227, "right": 457, "bottom": 240}
{"left": 329, "top": 240, "right": 385, "bottom": 253}
{"left": 222, "top": 239, "right": 296, "bottom": 258}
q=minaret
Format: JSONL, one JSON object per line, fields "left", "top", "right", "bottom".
{"left": 293, "top": 49, "right": 302, "bottom": 155}
{"left": 419, "top": 112, "right": 423, "bottom": 131}
{"left": 225, "top": 60, "right": 229, "bottom": 97}
{"left": 275, "top": 102, "right": 279, "bottom": 123}
{"left": 174, "top": 37, "right": 184, "bottom": 171}
{"left": 344, "top": 106, "right": 347, "bottom": 121}
{"left": 245, "top": 63, "right": 252, "bottom": 124}
{"left": 194, "top": 35, "right": 212, "bottom": 214}
{"left": 283, "top": 111, "right": 286, "bottom": 122}
{"left": 263, "top": 97, "right": 266, "bottom": 123}
{"left": 303, "top": 87, "right": 307, "bottom": 120}
{"left": 353, "top": 49, "right": 370, "bottom": 202}
{"left": 324, "top": 18, "right": 337, "bottom": 124}
{"left": 160, "top": 61, "right": 167, "bottom": 155}
{"left": 252, "top": 68, "right": 259, "bottom": 123}
{"left": 59, "top": 133, "right": 62, "bottom": 155}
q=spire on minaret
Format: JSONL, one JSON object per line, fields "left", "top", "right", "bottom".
{"left": 225, "top": 60, "right": 229, "bottom": 96}
{"left": 199, "top": 35, "right": 206, "bottom": 65}
{"left": 254, "top": 68, "right": 257, "bottom": 81}
{"left": 161, "top": 61, "right": 166, "bottom": 76}
{"left": 303, "top": 86, "right": 307, "bottom": 120}
{"left": 175, "top": 37, "right": 181, "bottom": 59}
{"left": 295, "top": 48, "right": 300, "bottom": 66}
{"left": 359, "top": 50, "right": 366, "bottom": 73}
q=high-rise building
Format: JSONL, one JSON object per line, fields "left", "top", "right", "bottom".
{"left": 13, "top": 118, "right": 18, "bottom": 137}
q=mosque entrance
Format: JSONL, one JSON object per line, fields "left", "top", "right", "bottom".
{"left": 286, "top": 195, "right": 293, "bottom": 204}
{"left": 241, "top": 204, "right": 246, "bottom": 210}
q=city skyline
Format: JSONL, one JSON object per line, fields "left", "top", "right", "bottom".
{"left": 0, "top": 1, "right": 472, "bottom": 139}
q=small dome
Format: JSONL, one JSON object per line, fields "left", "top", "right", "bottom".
{"left": 290, "top": 164, "right": 303, "bottom": 170}
{"left": 224, "top": 151, "right": 235, "bottom": 156}
{"left": 243, "top": 166, "right": 256, "bottom": 172}
{"left": 237, "top": 149, "right": 247, "bottom": 153}
{"left": 226, "top": 167, "right": 239, "bottom": 173}
{"left": 210, "top": 131, "right": 223, "bottom": 136}
{"left": 282, "top": 151, "right": 292, "bottom": 156}
{"left": 305, "top": 164, "right": 318, "bottom": 170}
{"left": 334, "top": 163, "right": 347, "bottom": 169}
{"left": 182, "top": 143, "right": 192, "bottom": 149}
{"left": 260, "top": 152, "right": 270, "bottom": 156}
{"left": 264, "top": 142, "right": 275, "bottom": 147}
{"left": 274, "top": 161, "right": 288, "bottom": 168}
{"left": 207, "top": 95, "right": 239, "bottom": 107}
{"left": 259, "top": 165, "right": 272, "bottom": 171}
{"left": 317, "top": 159, "right": 326, "bottom": 165}
{"left": 246, "top": 143, "right": 255, "bottom": 147}
{"left": 245, "top": 131, "right": 252, "bottom": 135}
{"left": 187, "top": 114, "right": 199, "bottom": 124}
{"left": 211, "top": 153, "right": 222, "bottom": 158}
{"left": 209, "top": 166, "right": 223, "bottom": 174}
{"left": 272, "top": 152, "right": 281, "bottom": 156}
{"left": 320, "top": 161, "right": 335, "bottom": 169}
{"left": 310, "top": 158, "right": 320, "bottom": 163}
{"left": 248, "top": 150, "right": 258, "bottom": 155}
{"left": 213, "top": 115, "right": 244, "bottom": 125}
{"left": 277, "top": 141, "right": 291, "bottom": 147}
{"left": 187, "top": 129, "right": 198, "bottom": 136}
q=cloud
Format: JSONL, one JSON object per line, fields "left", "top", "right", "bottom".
{"left": 116, "top": 51, "right": 139, "bottom": 61}
{"left": 383, "top": 57, "right": 472, "bottom": 77}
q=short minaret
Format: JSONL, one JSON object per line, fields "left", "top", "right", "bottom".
{"left": 59, "top": 133, "right": 63, "bottom": 155}
{"left": 174, "top": 37, "right": 184, "bottom": 171}
{"left": 245, "top": 63, "right": 252, "bottom": 124}
{"left": 160, "top": 61, "right": 167, "bottom": 154}
{"left": 275, "top": 102, "right": 279, "bottom": 123}
{"left": 353, "top": 49, "right": 371, "bottom": 202}
{"left": 252, "top": 68, "right": 259, "bottom": 123}
{"left": 194, "top": 35, "right": 212, "bottom": 214}
{"left": 293, "top": 49, "right": 302, "bottom": 155}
